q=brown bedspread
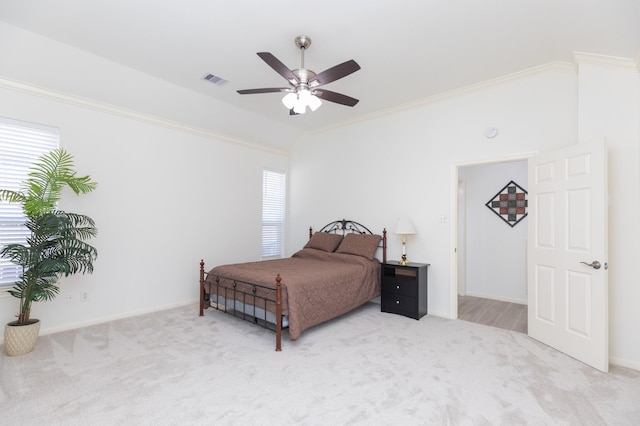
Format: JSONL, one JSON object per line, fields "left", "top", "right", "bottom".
{"left": 206, "top": 248, "right": 381, "bottom": 340}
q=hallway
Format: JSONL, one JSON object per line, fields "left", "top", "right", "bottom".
{"left": 458, "top": 295, "right": 527, "bottom": 334}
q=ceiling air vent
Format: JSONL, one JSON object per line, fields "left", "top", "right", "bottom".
{"left": 202, "top": 73, "right": 230, "bottom": 87}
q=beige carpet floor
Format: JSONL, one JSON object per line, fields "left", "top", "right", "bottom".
{"left": 1, "top": 302, "right": 639, "bottom": 425}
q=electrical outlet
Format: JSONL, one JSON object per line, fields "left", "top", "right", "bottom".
{"left": 80, "top": 291, "right": 88, "bottom": 302}
{"left": 66, "top": 294, "right": 74, "bottom": 304}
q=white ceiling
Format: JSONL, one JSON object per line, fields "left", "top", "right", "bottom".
{"left": 1, "top": 0, "right": 639, "bottom": 150}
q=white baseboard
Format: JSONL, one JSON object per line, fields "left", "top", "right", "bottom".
{"left": 426, "top": 309, "right": 450, "bottom": 319}
{"left": 610, "top": 356, "right": 640, "bottom": 372}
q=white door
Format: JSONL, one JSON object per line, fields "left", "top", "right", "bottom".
{"left": 527, "top": 141, "right": 609, "bottom": 372}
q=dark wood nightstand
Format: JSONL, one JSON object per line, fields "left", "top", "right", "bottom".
{"left": 381, "top": 261, "right": 429, "bottom": 320}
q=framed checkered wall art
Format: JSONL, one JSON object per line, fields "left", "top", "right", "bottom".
{"left": 485, "top": 180, "right": 528, "bottom": 227}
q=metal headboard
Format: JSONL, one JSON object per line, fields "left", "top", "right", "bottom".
{"left": 309, "top": 219, "right": 387, "bottom": 263}
{"left": 316, "top": 219, "right": 373, "bottom": 235}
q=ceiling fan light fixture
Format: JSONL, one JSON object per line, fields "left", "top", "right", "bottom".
{"left": 298, "top": 88, "right": 311, "bottom": 100}
{"left": 307, "top": 94, "right": 322, "bottom": 111}
{"left": 293, "top": 101, "right": 307, "bottom": 114}
{"left": 282, "top": 92, "right": 297, "bottom": 109}
{"left": 282, "top": 89, "right": 322, "bottom": 114}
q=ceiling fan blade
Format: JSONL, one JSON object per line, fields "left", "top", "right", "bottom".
{"left": 310, "top": 60, "right": 360, "bottom": 87}
{"left": 257, "top": 52, "right": 299, "bottom": 83}
{"left": 237, "top": 88, "right": 290, "bottom": 94}
{"left": 314, "top": 89, "right": 359, "bottom": 107}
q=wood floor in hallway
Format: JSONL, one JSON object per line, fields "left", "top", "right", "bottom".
{"left": 458, "top": 295, "right": 527, "bottom": 334}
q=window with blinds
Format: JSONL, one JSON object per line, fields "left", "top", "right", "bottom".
{"left": 262, "top": 168, "right": 286, "bottom": 259}
{"left": 0, "top": 117, "right": 59, "bottom": 289}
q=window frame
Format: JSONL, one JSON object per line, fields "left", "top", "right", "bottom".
{"left": 261, "top": 168, "right": 286, "bottom": 260}
{"left": 0, "top": 117, "right": 60, "bottom": 291}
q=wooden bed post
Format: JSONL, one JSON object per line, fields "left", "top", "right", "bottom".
{"left": 382, "top": 228, "right": 387, "bottom": 263}
{"left": 275, "top": 274, "right": 282, "bottom": 352}
{"left": 309, "top": 226, "right": 313, "bottom": 239}
{"left": 199, "top": 259, "right": 205, "bottom": 316}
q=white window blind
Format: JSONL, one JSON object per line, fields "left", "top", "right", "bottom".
{"left": 262, "top": 168, "right": 286, "bottom": 259}
{"left": 0, "top": 117, "right": 59, "bottom": 289}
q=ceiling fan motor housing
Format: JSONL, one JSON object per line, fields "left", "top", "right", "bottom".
{"left": 292, "top": 69, "right": 316, "bottom": 85}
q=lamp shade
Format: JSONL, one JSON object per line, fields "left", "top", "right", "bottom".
{"left": 307, "top": 94, "right": 322, "bottom": 111}
{"left": 394, "top": 217, "right": 416, "bottom": 235}
{"left": 282, "top": 92, "right": 297, "bottom": 109}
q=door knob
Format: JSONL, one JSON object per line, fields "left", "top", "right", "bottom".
{"left": 580, "top": 260, "right": 601, "bottom": 270}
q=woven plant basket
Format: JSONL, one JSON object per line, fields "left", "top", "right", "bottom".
{"left": 4, "top": 320, "right": 40, "bottom": 356}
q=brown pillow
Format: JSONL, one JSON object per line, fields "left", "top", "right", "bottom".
{"left": 304, "top": 232, "right": 344, "bottom": 252}
{"left": 335, "top": 233, "right": 382, "bottom": 259}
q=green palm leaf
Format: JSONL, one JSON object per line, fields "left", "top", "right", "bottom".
{"left": 18, "top": 148, "right": 97, "bottom": 218}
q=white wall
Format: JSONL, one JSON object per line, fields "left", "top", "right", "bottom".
{"left": 289, "top": 65, "right": 578, "bottom": 319}
{"left": 459, "top": 160, "right": 528, "bottom": 304}
{"left": 0, "top": 75, "right": 287, "bottom": 337}
{"left": 575, "top": 54, "right": 640, "bottom": 369}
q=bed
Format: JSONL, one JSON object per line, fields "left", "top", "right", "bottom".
{"left": 199, "top": 219, "right": 387, "bottom": 351}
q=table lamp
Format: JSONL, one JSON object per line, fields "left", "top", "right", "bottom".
{"left": 394, "top": 217, "right": 416, "bottom": 265}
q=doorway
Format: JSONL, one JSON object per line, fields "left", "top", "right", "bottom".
{"left": 458, "top": 295, "right": 527, "bottom": 333}
{"left": 454, "top": 158, "right": 529, "bottom": 333}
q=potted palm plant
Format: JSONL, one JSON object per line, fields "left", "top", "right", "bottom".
{"left": 0, "top": 148, "right": 97, "bottom": 356}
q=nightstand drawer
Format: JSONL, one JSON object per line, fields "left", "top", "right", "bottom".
{"left": 381, "top": 279, "right": 415, "bottom": 297}
{"left": 381, "top": 294, "right": 417, "bottom": 317}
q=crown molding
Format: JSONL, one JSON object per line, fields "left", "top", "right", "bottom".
{"left": 303, "top": 61, "right": 575, "bottom": 140}
{"left": 573, "top": 52, "right": 639, "bottom": 72}
{"left": 0, "top": 77, "right": 288, "bottom": 156}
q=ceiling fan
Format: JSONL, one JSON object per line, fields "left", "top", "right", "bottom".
{"left": 237, "top": 35, "right": 361, "bottom": 115}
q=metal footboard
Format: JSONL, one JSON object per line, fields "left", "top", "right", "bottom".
{"left": 199, "top": 260, "right": 283, "bottom": 351}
